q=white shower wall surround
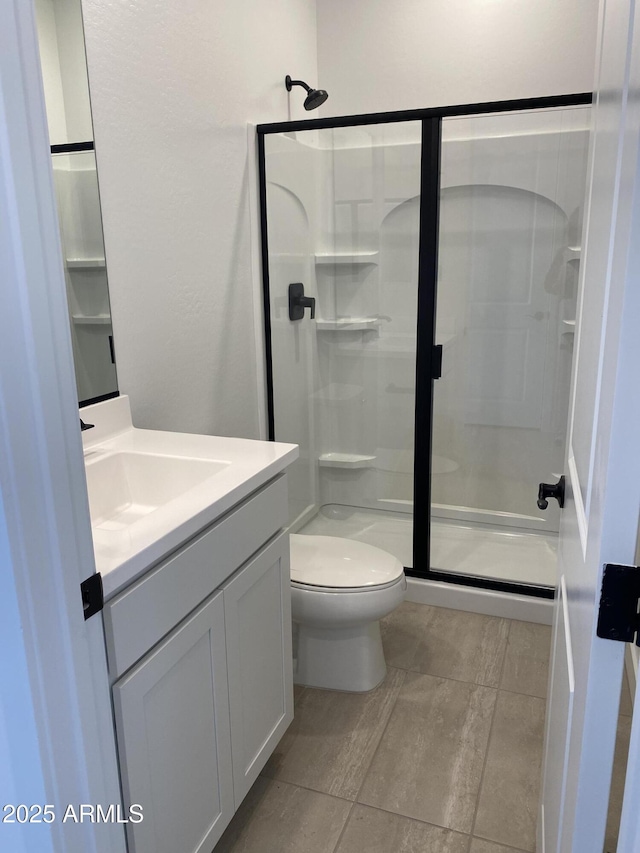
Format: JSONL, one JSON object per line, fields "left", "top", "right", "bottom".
{"left": 266, "top": 107, "right": 590, "bottom": 585}
{"left": 267, "top": 124, "right": 422, "bottom": 531}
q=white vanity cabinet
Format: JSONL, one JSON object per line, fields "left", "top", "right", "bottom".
{"left": 223, "top": 533, "right": 292, "bottom": 804}
{"left": 112, "top": 591, "right": 234, "bottom": 853}
{"left": 103, "top": 473, "right": 293, "bottom": 853}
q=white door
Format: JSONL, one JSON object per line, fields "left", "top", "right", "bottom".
{"left": 540, "top": 0, "right": 640, "bottom": 851}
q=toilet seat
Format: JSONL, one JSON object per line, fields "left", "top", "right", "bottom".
{"left": 291, "top": 576, "right": 404, "bottom": 593}
{"left": 290, "top": 534, "right": 404, "bottom": 590}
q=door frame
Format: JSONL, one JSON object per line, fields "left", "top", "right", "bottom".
{"left": 257, "top": 92, "right": 591, "bottom": 599}
{"left": 0, "top": 2, "right": 125, "bottom": 851}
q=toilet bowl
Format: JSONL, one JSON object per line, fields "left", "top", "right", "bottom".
{"left": 289, "top": 534, "right": 406, "bottom": 692}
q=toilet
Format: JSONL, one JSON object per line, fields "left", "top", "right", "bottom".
{"left": 289, "top": 534, "right": 406, "bottom": 692}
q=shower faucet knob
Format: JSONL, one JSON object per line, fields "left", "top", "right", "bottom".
{"left": 537, "top": 475, "right": 565, "bottom": 510}
{"left": 289, "top": 282, "right": 316, "bottom": 320}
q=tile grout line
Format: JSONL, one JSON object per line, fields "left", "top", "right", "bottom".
{"left": 262, "top": 776, "right": 528, "bottom": 853}
{"left": 274, "top": 776, "right": 479, "bottom": 842}
{"left": 468, "top": 617, "right": 513, "bottom": 843}
{"left": 349, "top": 668, "right": 408, "bottom": 807}
{"left": 258, "top": 773, "right": 356, "bottom": 804}
{"left": 490, "top": 684, "right": 547, "bottom": 702}
{"left": 341, "top": 799, "right": 474, "bottom": 838}
{"left": 367, "top": 615, "right": 515, "bottom": 850}
{"left": 247, "top": 606, "right": 552, "bottom": 853}
{"left": 385, "top": 612, "right": 529, "bottom": 692}
{"left": 286, "top": 615, "right": 542, "bottom": 850}
{"left": 327, "top": 801, "right": 357, "bottom": 853}
{"left": 471, "top": 836, "right": 529, "bottom": 853}
{"left": 328, "top": 667, "right": 409, "bottom": 853}
{"left": 263, "top": 667, "right": 407, "bottom": 799}
{"left": 265, "top": 773, "right": 477, "bottom": 842}
{"left": 387, "top": 664, "right": 546, "bottom": 696}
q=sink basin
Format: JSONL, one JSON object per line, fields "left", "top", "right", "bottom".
{"left": 85, "top": 451, "right": 230, "bottom": 529}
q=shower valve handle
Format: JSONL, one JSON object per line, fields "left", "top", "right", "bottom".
{"left": 537, "top": 475, "right": 565, "bottom": 510}
{"left": 289, "top": 283, "right": 316, "bottom": 320}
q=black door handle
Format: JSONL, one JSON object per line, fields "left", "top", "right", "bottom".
{"left": 289, "top": 283, "right": 316, "bottom": 320}
{"left": 538, "top": 475, "right": 565, "bottom": 510}
{"left": 432, "top": 344, "right": 443, "bottom": 379}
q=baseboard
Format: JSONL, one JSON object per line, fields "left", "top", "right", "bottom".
{"left": 406, "top": 577, "right": 553, "bottom": 625}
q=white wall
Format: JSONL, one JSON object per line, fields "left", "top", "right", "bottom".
{"left": 79, "top": 0, "right": 599, "bottom": 440}
{"left": 317, "top": 0, "right": 599, "bottom": 116}
{"left": 81, "top": 0, "right": 318, "bottom": 438}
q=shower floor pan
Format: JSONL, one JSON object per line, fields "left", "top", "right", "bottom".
{"left": 299, "top": 504, "right": 557, "bottom": 589}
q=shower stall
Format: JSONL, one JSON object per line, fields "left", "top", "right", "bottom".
{"left": 257, "top": 95, "right": 591, "bottom": 596}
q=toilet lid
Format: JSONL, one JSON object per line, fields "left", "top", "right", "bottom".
{"left": 289, "top": 534, "right": 404, "bottom": 588}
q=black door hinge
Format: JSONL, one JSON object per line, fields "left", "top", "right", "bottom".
{"left": 596, "top": 563, "right": 640, "bottom": 645}
{"left": 81, "top": 572, "right": 104, "bottom": 620}
{"left": 432, "top": 344, "right": 443, "bottom": 380}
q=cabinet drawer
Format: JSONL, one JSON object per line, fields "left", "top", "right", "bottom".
{"left": 104, "top": 473, "right": 288, "bottom": 679}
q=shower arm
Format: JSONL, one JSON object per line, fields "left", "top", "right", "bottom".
{"left": 285, "top": 76, "right": 312, "bottom": 94}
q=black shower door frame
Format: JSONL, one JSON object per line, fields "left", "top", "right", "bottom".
{"left": 257, "top": 92, "right": 592, "bottom": 599}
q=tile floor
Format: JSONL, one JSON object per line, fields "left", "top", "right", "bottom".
{"left": 214, "top": 602, "right": 553, "bottom": 853}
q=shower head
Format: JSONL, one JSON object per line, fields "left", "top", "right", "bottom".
{"left": 285, "top": 75, "right": 329, "bottom": 111}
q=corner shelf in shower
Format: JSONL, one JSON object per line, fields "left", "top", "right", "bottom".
{"left": 318, "top": 453, "right": 377, "bottom": 469}
{"left": 71, "top": 314, "right": 112, "bottom": 325}
{"left": 314, "top": 252, "right": 379, "bottom": 265}
{"left": 66, "top": 257, "right": 106, "bottom": 269}
{"left": 316, "top": 317, "right": 381, "bottom": 331}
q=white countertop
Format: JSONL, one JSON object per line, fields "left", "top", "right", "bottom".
{"left": 81, "top": 396, "right": 298, "bottom": 599}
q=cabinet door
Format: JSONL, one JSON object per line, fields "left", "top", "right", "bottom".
{"left": 112, "top": 592, "right": 233, "bottom": 853}
{"left": 223, "top": 532, "right": 293, "bottom": 805}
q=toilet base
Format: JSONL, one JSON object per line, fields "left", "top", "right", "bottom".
{"left": 294, "top": 620, "right": 387, "bottom": 692}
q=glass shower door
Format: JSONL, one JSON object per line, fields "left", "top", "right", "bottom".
{"left": 431, "top": 106, "right": 591, "bottom": 587}
{"left": 262, "top": 121, "right": 423, "bottom": 568}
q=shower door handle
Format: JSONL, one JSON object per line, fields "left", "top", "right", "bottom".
{"left": 431, "top": 345, "right": 443, "bottom": 380}
{"left": 537, "top": 475, "right": 565, "bottom": 510}
{"left": 289, "top": 283, "right": 316, "bottom": 320}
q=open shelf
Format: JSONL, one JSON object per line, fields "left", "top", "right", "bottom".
{"left": 71, "top": 314, "right": 112, "bottom": 325}
{"left": 318, "top": 453, "right": 377, "bottom": 469}
{"left": 316, "top": 317, "right": 381, "bottom": 331}
{"left": 66, "top": 257, "right": 106, "bottom": 269}
{"left": 314, "top": 252, "right": 378, "bottom": 265}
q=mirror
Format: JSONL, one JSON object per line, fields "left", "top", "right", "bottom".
{"left": 35, "top": 0, "right": 118, "bottom": 406}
